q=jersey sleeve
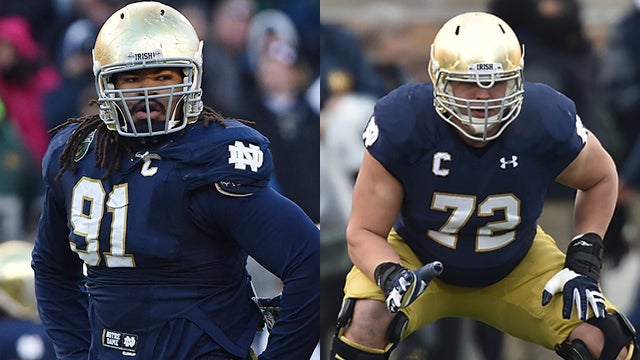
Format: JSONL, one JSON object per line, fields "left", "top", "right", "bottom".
{"left": 362, "top": 83, "right": 433, "bottom": 178}
{"left": 32, "top": 127, "right": 91, "bottom": 359}
{"left": 546, "top": 113, "right": 588, "bottom": 178}
{"left": 179, "top": 120, "right": 274, "bottom": 194}
{"left": 522, "top": 83, "right": 588, "bottom": 178}
{"left": 189, "top": 186, "right": 319, "bottom": 360}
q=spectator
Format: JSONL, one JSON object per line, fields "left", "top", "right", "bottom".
{"left": 254, "top": 0, "right": 320, "bottom": 71}
{"left": 0, "top": 98, "right": 40, "bottom": 242}
{"left": 241, "top": 10, "right": 319, "bottom": 223}
{"left": 320, "top": 22, "right": 386, "bottom": 109}
{"left": 44, "top": 20, "right": 96, "bottom": 129}
{"left": 201, "top": 0, "right": 256, "bottom": 117}
{"left": 0, "top": 0, "right": 63, "bottom": 59}
{"left": 358, "top": 2, "right": 415, "bottom": 92}
{"left": 174, "top": 0, "right": 210, "bottom": 40}
{"left": 45, "top": 1, "right": 136, "bottom": 131}
{"left": 0, "top": 16, "right": 59, "bottom": 167}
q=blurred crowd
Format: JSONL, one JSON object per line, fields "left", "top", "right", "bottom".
{"left": 320, "top": 0, "right": 640, "bottom": 359}
{"left": 0, "top": 0, "right": 319, "bottom": 359}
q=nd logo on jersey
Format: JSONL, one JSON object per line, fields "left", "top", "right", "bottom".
{"left": 228, "top": 140, "right": 263, "bottom": 172}
{"left": 363, "top": 116, "right": 379, "bottom": 147}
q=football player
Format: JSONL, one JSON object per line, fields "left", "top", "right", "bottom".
{"left": 0, "top": 240, "right": 56, "bottom": 360}
{"left": 31, "top": 2, "right": 319, "bottom": 359}
{"left": 330, "top": 12, "right": 637, "bottom": 360}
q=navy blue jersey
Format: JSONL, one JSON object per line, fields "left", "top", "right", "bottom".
{"left": 364, "top": 82, "right": 586, "bottom": 287}
{"left": 32, "top": 120, "right": 319, "bottom": 359}
{"left": 0, "top": 319, "right": 56, "bottom": 360}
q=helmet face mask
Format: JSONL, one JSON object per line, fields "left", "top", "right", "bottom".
{"left": 429, "top": 12, "right": 525, "bottom": 142}
{"left": 93, "top": 2, "right": 204, "bottom": 137}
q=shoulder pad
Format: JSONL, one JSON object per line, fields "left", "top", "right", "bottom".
{"left": 173, "top": 120, "right": 274, "bottom": 191}
{"left": 366, "top": 83, "right": 437, "bottom": 166}
{"left": 42, "top": 124, "right": 79, "bottom": 183}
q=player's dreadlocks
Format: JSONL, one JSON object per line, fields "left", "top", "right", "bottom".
{"left": 50, "top": 103, "right": 231, "bottom": 181}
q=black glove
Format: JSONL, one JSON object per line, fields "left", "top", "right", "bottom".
{"left": 252, "top": 293, "right": 282, "bottom": 332}
{"left": 374, "top": 261, "right": 443, "bottom": 313}
{"left": 541, "top": 233, "right": 606, "bottom": 320}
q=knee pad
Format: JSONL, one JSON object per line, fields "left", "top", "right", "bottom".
{"left": 556, "top": 312, "right": 638, "bottom": 360}
{"left": 555, "top": 339, "right": 594, "bottom": 360}
{"left": 330, "top": 298, "right": 409, "bottom": 360}
{"left": 330, "top": 335, "right": 393, "bottom": 360}
{"left": 587, "top": 312, "right": 637, "bottom": 360}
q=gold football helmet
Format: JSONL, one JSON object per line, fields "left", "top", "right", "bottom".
{"left": 92, "top": 1, "right": 204, "bottom": 137}
{"left": 428, "top": 12, "right": 524, "bottom": 141}
{"left": 0, "top": 240, "right": 38, "bottom": 320}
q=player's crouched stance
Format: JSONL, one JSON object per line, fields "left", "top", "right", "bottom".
{"left": 332, "top": 234, "right": 637, "bottom": 360}
{"left": 330, "top": 12, "right": 637, "bottom": 360}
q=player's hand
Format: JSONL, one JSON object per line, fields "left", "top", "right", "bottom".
{"left": 542, "top": 233, "right": 606, "bottom": 320}
{"left": 541, "top": 268, "right": 606, "bottom": 320}
{"left": 252, "top": 293, "right": 282, "bottom": 332}
{"left": 375, "top": 261, "right": 443, "bottom": 313}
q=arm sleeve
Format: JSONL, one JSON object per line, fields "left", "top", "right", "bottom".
{"left": 190, "top": 186, "right": 319, "bottom": 360}
{"left": 31, "top": 182, "right": 90, "bottom": 359}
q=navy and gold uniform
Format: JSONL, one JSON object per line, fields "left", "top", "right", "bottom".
{"left": 342, "top": 81, "right": 617, "bottom": 348}
{"left": 370, "top": 81, "right": 583, "bottom": 287}
{"left": 334, "top": 11, "right": 635, "bottom": 360}
{"left": 33, "top": 2, "right": 318, "bottom": 359}
{"left": 32, "top": 120, "right": 319, "bottom": 359}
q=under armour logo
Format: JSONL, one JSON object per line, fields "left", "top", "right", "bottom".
{"left": 499, "top": 155, "right": 518, "bottom": 169}
{"left": 228, "top": 141, "right": 264, "bottom": 172}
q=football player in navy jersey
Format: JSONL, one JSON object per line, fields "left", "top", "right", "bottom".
{"left": 330, "top": 12, "right": 637, "bottom": 360}
{"left": 30, "top": 2, "right": 318, "bottom": 360}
